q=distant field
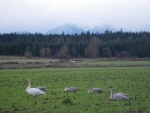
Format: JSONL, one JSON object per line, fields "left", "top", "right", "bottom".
{"left": 77, "top": 60, "right": 150, "bottom": 66}
{"left": 0, "top": 66, "right": 150, "bottom": 113}
{"left": 0, "top": 56, "right": 150, "bottom": 69}
{"left": 0, "top": 56, "right": 58, "bottom": 69}
{"left": 0, "top": 56, "right": 58, "bottom": 64}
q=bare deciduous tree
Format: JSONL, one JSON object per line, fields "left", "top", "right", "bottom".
{"left": 58, "top": 44, "right": 69, "bottom": 58}
{"left": 85, "top": 37, "right": 101, "bottom": 58}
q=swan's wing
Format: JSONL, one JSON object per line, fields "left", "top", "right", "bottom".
{"left": 113, "top": 93, "right": 129, "bottom": 100}
{"left": 64, "top": 87, "right": 78, "bottom": 92}
{"left": 92, "top": 88, "right": 103, "bottom": 92}
{"left": 115, "top": 92, "right": 128, "bottom": 97}
{"left": 71, "top": 87, "right": 77, "bottom": 90}
{"left": 37, "top": 86, "right": 48, "bottom": 92}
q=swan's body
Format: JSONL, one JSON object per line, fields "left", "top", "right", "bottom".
{"left": 64, "top": 87, "right": 78, "bottom": 93}
{"left": 26, "top": 79, "right": 47, "bottom": 97}
{"left": 108, "top": 86, "right": 129, "bottom": 100}
{"left": 88, "top": 85, "right": 104, "bottom": 93}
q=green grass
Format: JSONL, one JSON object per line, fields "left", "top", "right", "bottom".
{"left": 0, "top": 67, "right": 150, "bottom": 113}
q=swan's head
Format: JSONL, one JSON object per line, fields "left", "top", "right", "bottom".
{"left": 27, "top": 78, "right": 30, "bottom": 82}
{"left": 88, "top": 84, "right": 92, "bottom": 88}
{"left": 25, "top": 78, "right": 30, "bottom": 81}
{"left": 108, "top": 86, "right": 113, "bottom": 88}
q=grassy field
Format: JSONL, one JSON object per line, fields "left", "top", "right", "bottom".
{"left": 0, "top": 66, "right": 150, "bottom": 113}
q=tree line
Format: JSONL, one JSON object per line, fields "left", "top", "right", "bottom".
{"left": 0, "top": 30, "right": 150, "bottom": 58}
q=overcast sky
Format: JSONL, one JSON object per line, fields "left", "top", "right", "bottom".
{"left": 0, "top": 0, "right": 150, "bottom": 33}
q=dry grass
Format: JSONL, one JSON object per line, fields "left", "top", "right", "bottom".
{"left": 0, "top": 56, "right": 58, "bottom": 69}
{"left": 0, "top": 56, "right": 150, "bottom": 69}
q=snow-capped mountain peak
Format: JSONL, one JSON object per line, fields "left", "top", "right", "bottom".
{"left": 45, "top": 23, "right": 85, "bottom": 35}
{"left": 45, "top": 23, "right": 117, "bottom": 35}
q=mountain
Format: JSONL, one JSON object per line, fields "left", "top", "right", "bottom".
{"left": 45, "top": 23, "right": 117, "bottom": 35}
{"left": 88, "top": 24, "right": 117, "bottom": 33}
{"left": 45, "top": 23, "right": 85, "bottom": 35}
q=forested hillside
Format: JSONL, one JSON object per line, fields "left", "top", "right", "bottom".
{"left": 0, "top": 30, "right": 150, "bottom": 58}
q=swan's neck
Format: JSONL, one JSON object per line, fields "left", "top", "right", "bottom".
{"left": 89, "top": 85, "right": 92, "bottom": 89}
{"left": 26, "top": 79, "right": 31, "bottom": 92}
{"left": 110, "top": 88, "right": 114, "bottom": 99}
{"left": 88, "top": 88, "right": 92, "bottom": 93}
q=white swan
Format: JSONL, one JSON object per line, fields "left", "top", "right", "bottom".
{"left": 108, "top": 86, "right": 129, "bottom": 100}
{"left": 26, "top": 79, "right": 47, "bottom": 97}
{"left": 88, "top": 84, "right": 104, "bottom": 93}
{"left": 64, "top": 87, "right": 78, "bottom": 93}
